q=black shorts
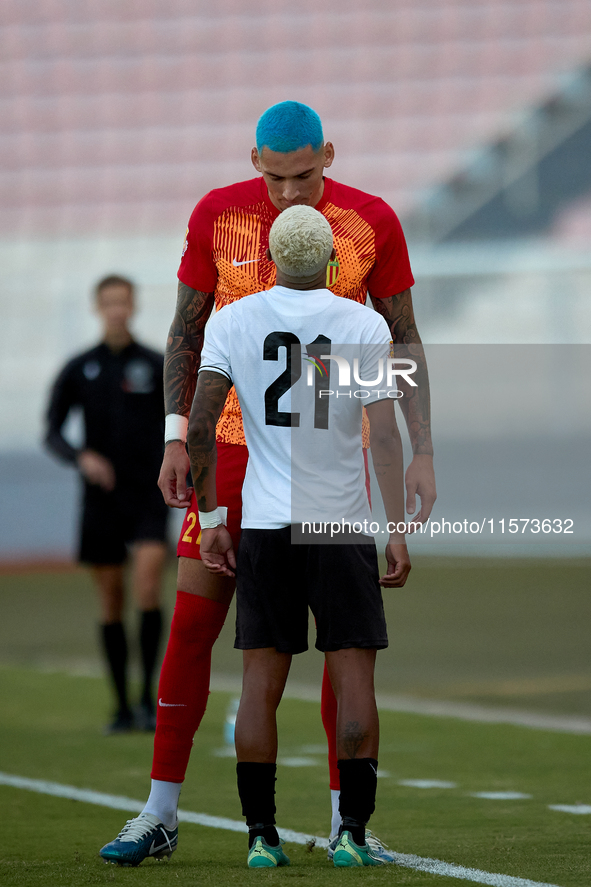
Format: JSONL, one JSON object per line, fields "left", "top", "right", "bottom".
{"left": 79, "top": 483, "right": 169, "bottom": 566}
{"left": 235, "top": 527, "right": 388, "bottom": 654}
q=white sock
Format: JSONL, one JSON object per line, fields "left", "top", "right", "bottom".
{"left": 142, "top": 779, "right": 182, "bottom": 830}
{"left": 330, "top": 788, "right": 342, "bottom": 840}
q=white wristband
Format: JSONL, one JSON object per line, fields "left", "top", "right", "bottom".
{"left": 165, "top": 414, "right": 188, "bottom": 444}
{"left": 198, "top": 506, "right": 228, "bottom": 529}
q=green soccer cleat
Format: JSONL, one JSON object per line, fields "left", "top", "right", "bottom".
{"left": 247, "top": 836, "right": 290, "bottom": 868}
{"left": 332, "top": 830, "right": 386, "bottom": 867}
{"left": 327, "top": 827, "right": 396, "bottom": 863}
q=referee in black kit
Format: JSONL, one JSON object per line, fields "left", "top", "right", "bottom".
{"left": 45, "top": 275, "right": 169, "bottom": 734}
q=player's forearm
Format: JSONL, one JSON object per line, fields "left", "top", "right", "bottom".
{"left": 396, "top": 349, "right": 433, "bottom": 456}
{"left": 187, "top": 370, "right": 231, "bottom": 512}
{"left": 189, "top": 445, "right": 217, "bottom": 513}
{"left": 44, "top": 425, "right": 78, "bottom": 464}
{"left": 164, "top": 283, "right": 214, "bottom": 418}
{"left": 370, "top": 431, "right": 406, "bottom": 536}
{"left": 371, "top": 290, "right": 434, "bottom": 456}
{"left": 44, "top": 388, "right": 78, "bottom": 464}
{"left": 367, "top": 401, "right": 406, "bottom": 535}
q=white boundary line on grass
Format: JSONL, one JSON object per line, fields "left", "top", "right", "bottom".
{"left": 210, "top": 676, "right": 591, "bottom": 735}
{"left": 0, "top": 771, "right": 562, "bottom": 887}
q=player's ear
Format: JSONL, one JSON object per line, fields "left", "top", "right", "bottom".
{"left": 251, "top": 147, "right": 262, "bottom": 172}
{"left": 323, "top": 142, "right": 335, "bottom": 169}
{"left": 330, "top": 248, "right": 336, "bottom": 260}
{"left": 265, "top": 247, "right": 273, "bottom": 263}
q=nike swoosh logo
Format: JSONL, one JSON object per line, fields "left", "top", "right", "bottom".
{"left": 158, "top": 698, "right": 187, "bottom": 707}
{"left": 232, "top": 258, "right": 261, "bottom": 267}
{"left": 149, "top": 834, "right": 173, "bottom": 855}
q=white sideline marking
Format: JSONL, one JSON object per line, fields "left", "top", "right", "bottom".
{"left": 548, "top": 804, "right": 591, "bottom": 815}
{"left": 399, "top": 778, "right": 457, "bottom": 789}
{"left": 278, "top": 756, "right": 319, "bottom": 767}
{"left": 210, "top": 675, "right": 591, "bottom": 735}
{"left": 0, "top": 771, "right": 562, "bottom": 887}
{"left": 211, "top": 746, "right": 236, "bottom": 758}
{"left": 471, "top": 792, "right": 532, "bottom": 800}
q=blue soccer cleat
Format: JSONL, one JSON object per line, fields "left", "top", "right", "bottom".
{"left": 99, "top": 812, "right": 178, "bottom": 866}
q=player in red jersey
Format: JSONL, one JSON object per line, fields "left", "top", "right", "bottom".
{"left": 100, "top": 102, "right": 435, "bottom": 867}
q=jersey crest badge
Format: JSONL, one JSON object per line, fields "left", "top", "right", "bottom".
{"left": 83, "top": 360, "right": 101, "bottom": 380}
{"left": 326, "top": 256, "right": 340, "bottom": 288}
{"left": 123, "top": 360, "right": 154, "bottom": 393}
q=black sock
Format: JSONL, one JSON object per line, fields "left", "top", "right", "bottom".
{"left": 247, "top": 823, "right": 280, "bottom": 848}
{"left": 338, "top": 758, "right": 378, "bottom": 846}
{"left": 101, "top": 622, "right": 130, "bottom": 716}
{"left": 236, "top": 762, "right": 278, "bottom": 848}
{"left": 139, "top": 608, "right": 163, "bottom": 709}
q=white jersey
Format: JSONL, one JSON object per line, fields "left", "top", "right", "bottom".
{"left": 199, "top": 285, "right": 392, "bottom": 529}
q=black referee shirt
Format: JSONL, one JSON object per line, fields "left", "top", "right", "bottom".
{"left": 45, "top": 340, "right": 165, "bottom": 488}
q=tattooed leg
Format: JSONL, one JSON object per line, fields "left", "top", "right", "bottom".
{"left": 325, "top": 648, "right": 379, "bottom": 760}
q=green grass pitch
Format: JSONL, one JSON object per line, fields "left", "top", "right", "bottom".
{"left": 1, "top": 558, "right": 590, "bottom": 886}
{"left": 1, "top": 666, "right": 590, "bottom": 886}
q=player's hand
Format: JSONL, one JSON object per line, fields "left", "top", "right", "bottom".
{"left": 405, "top": 454, "right": 436, "bottom": 529}
{"left": 380, "top": 541, "right": 411, "bottom": 587}
{"left": 158, "top": 440, "right": 193, "bottom": 508}
{"left": 77, "top": 450, "right": 116, "bottom": 492}
{"left": 200, "top": 526, "right": 236, "bottom": 578}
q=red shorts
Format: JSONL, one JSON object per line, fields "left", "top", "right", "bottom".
{"left": 177, "top": 441, "right": 249, "bottom": 560}
{"left": 177, "top": 441, "right": 371, "bottom": 560}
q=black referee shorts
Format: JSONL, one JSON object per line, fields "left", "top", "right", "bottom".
{"left": 235, "top": 526, "right": 388, "bottom": 654}
{"left": 79, "top": 483, "right": 168, "bottom": 566}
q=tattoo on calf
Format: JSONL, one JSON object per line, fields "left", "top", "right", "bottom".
{"left": 341, "top": 720, "right": 369, "bottom": 759}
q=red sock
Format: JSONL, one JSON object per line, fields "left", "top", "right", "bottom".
{"left": 321, "top": 662, "right": 340, "bottom": 791}
{"left": 151, "top": 591, "right": 229, "bottom": 783}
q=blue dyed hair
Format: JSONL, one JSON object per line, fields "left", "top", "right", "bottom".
{"left": 256, "top": 101, "right": 324, "bottom": 154}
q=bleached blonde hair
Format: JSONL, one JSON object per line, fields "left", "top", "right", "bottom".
{"left": 269, "top": 205, "right": 333, "bottom": 278}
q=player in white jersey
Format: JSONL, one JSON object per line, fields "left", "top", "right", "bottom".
{"left": 187, "top": 206, "right": 411, "bottom": 868}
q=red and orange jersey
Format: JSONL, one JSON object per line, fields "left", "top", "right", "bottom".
{"left": 178, "top": 176, "right": 414, "bottom": 446}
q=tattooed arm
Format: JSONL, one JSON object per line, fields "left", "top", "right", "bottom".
{"left": 187, "top": 370, "right": 231, "bottom": 511}
{"left": 187, "top": 370, "right": 235, "bottom": 576}
{"left": 370, "top": 288, "right": 437, "bottom": 524}
{"left": 158, "top": 283, "right": 215, "bottom": 507}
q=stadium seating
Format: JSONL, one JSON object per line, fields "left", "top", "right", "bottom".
{"left": 2, "top": 0, "right": 591, "bottom": 236}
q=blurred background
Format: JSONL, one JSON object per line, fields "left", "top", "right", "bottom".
{"left": 0, "top": 0, "right": 590, "bottom": 711}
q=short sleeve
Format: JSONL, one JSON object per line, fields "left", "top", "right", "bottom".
{"left": 177, "top": 194, "right": 219, "bottom": 293}
{"left": 199, "top": 310, "right": 233, "bottom": 384}
{"left": 366, "top": 202, "right": 414, "bottom": 300}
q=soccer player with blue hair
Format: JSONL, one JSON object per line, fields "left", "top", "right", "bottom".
{"left": 255, "top": 99, "right": 324, "bottom": 154}
{"left": 100, "top": 100, "right": 436, "bottom": 867}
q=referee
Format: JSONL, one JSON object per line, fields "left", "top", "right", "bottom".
{"left": 45, "top": 275, "right": 169, "bottom": 734}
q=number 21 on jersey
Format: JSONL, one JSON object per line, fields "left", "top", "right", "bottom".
{"left": 263, "top": 332, "right": 331, "bottom": 429}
